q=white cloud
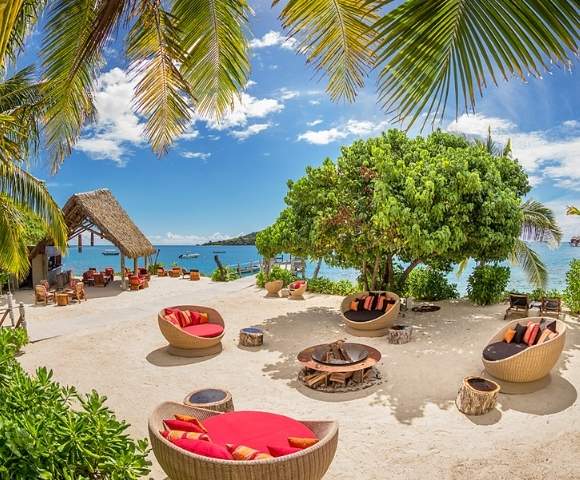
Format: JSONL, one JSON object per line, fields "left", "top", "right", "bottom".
{"left": 447, "top": 113, "right": 580, "bottom": 190}
{"left": 230, "top": 123, "right": 272, "bottom": 140}
{"left": 181, "top": 151, "right": 211, "bottom": 161}
{"left": 148, "top": 231, "right": 236, "bottom": 245}
{"left": 249, "top": 31, "right": 296, "bottom": 50}
{"left": 246, "top": 80, "right": 257, "bottom": 88}
{"left": 178, "top": 127, "right": 199, "bottom": 140}
{"left": 279, "top": 88, "right": 299, "bottom": 100}
{"left": 563, "top": 120, "right": 579, "bottom": 129}
{"left": 207, "top": 93, "right": 283, "bottom": 130}
{"left": 543, "top": 199, "right": 580, "bottom": 240}
{"left": 297, "top": 119, "right": 389, "bottom": 145}
{"left": 75, "top": 68, "right": 145, "bottom": 166}
{"left": 309, "top": 100, "right": 321, "bottom": 105}
{"left": 307, "top": 119, "right": 323, "bottom": 127}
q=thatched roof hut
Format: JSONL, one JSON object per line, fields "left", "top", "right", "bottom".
{"left": 62, "top": 189, "right": 155, "bottom": 259}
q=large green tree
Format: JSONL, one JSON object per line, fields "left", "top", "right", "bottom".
{"left": 0, "top": 1, "right": 576, "bottom": 170}
{"left": 268, "top": 130, "right": 531, "bottom": 292}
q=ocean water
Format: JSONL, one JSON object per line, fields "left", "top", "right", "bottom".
{"left": 63, "top": 243, "right": 579, "bottom": 295}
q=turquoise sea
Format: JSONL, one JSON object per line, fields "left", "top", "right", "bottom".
{"left": 63, "top": 243, "right": 579, "bottom": 295}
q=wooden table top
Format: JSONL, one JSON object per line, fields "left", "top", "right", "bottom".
{"left": 297, "top": 343, "right": 381, "bottom": 373}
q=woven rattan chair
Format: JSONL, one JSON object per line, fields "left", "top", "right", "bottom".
{"left": 265, "top": 280, "right": 283, "bottom": 297}
{"left": 35, "top": 285, "right": 55, "bottom": 305}
{"left": 482, "top": 317, "right": 567, "bottom": 383}
{"left": 289, "top": 281, "right": 307, "bottom": 300}
{"left": 70, "top": 282, "right": 87, "bottom": 302}
{"left": 340, "top": 292, "right": 400, "bottom": 337}
{"left": 158, "top": 306, "right": 225, "bottom": 357}
{"left": 149, "top": 402, "right": 338, "bottom": 480}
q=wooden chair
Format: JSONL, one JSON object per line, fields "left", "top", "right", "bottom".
{"left": 129, "top": 275, "right": 145, "bottom": 290}
{"left": 35, "top": 285, "right": 55, "bottom": 305}
{"left": 540, "top": 297, "right": 562, "bottom": 318}
{"left": 82, "top": 270, "right": 95, "bottom": 287}
{"left": 504, "top": 294, "right": 530, "bottom": 320}
{"left": 157, "top": 267, "right": 168, "bottom": 277}
{"left": 93, "top": 273, "right": 107, "bottom": 287}
{"left": 104, "top": 267, "right": 115, "bottom": 278}
{"left": 138, "top": 268, "right": 151, "bottom": 281}
{"left": 70, "top": 282, "right": 87, "bottom": 302}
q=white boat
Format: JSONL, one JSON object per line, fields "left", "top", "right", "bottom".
{"left": 178, "top": 252, "right": 200, "bottom": 259}
{"left": 102, "top": 249, "right": 119, "bottom": 256}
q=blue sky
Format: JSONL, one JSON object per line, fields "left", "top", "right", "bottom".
{"left": 25, "top": 2, "right": 580, "bottom": 244}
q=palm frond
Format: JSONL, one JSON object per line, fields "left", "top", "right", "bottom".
{"left": 127, "top": 0, "right": 194, "bottom": 155}
{"left": 0, "top": 195, "right": 30, "bottom": 277}
{"left": 373, "top": 0, "right": 579, "bottom": 128}
{"left": 41, "top": 0, "right": 103, "bottom": 172}
{"left": 567, "top": 205, "right": 580, "bottom": 215}
{"left": 509, "top": 238, "right": 548, "bottom": 289}
{"left": 520, "top": 198, "right": 562, "bottom": 246}
{"left": 173, "top": 0, "right": 251, "bottom": 118}
{"left": 275, "top": 0, "right": 379, "bottom": 102}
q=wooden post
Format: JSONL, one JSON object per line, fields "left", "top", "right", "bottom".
{"left": 17, "top": 303, "right": 27, "bottom": 334}
{"left": 90, "top": 232, "right": 94, "bottom": 246}
{"left": 120, "top": 254, "right": 126, "bottom": 289}
{"left": 456, "top": 377, "right": 500, "bottom": 416}
{"left": 144, "top": 256, "right": 148, "bottom": 269}
{"left": 133, "top": 257, "right": 138, "bottom": 274}
{"left": 77, "top": 234, "right": 82, "bottom": 253}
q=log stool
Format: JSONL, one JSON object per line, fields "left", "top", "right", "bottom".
{"left": 56, "top": 293, "right": 69, "bottom": 306}
{"left": 190, "top": 270, "right": 200, "bottom": 281}
{"left": 239, "top": 327, "right": 264, "bottom": 347}
{"left": 183, "top": 388, "right": 234, "bottom": 412}
{"left": 387, "top": 325, "right": 413, "bottom": 344}
{"left": 456, "top": 376, "right": 500, "bottom": 415}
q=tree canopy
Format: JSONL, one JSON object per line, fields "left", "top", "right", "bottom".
{"left": 259, "top": 130, "right": 531, "bottom": 291}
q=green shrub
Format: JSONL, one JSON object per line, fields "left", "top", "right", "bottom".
{"left": 405, "top": 267, "right": 459, "bottom": 301}
{"left": 147, "top": 262, "right": 164, "bottom": 275}
{"left": 306, "top": 277, "right": 358, "bottom": 296}
{"left": 564, "top": 259, "right": 580, "bottom": 314}
{"left": 211, "top": 266, "right": 240, "bottom": 282}
{"left": 527, "top": 288, "right": 563, "bottom": 301}
{"left": 467, "top": 264, "right": 511, "bottom": 305}
{"left": 256, "top": 265, "right": 296, "bottom": 288}
{"left": 0, "top": 328, "right": 150, "bottom": 479}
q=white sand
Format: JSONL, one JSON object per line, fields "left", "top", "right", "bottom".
{"left": 12, "top": 276, "right": 580, "bottom": 479}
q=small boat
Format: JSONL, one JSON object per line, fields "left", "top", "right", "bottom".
{"left": 213, "top": 250, "right": 226, "bottom": 254}
{"left": 102, "top": 249, "right": 119, "bottom": 256}
{"left": 178, "top": 252, "right": 200, "bottom": 259}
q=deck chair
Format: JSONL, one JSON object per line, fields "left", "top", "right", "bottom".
{"left": 504, "top": 294, "right": 530, "bottom": 320}
{"left": 540, "top": 297, "right": 562, "bottom": 318}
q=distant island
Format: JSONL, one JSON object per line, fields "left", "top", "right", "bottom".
{"left": 202, "top": 231, "right": 258, "bottom": 246}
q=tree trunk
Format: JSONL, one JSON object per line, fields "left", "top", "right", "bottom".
{"left": 370, "top": 254, "right": 380, "bottom": 291}
{"left": 386, "top": 256, "right": 394, "bottom": 291}
{"left": 361, "top": 259, "right": 369, "bottom": 291}
{"left": 401, "top": 259, "right": 421, "bottom": 285}
{"left": 312, "top": 258, "right": 322, "bottom": 279}
{"left": 214, "top": 255, "right": 226, "bottom": 277}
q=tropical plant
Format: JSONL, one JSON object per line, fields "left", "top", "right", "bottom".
{"left": 256, "top": 265, "right": 295, "bottom": 288}
{"left": 211, "top": 266, "right": 240, "bottom": 282}
{"left": 563, "top": 259, "right": 580, "bottom": 314}
{"left": 567, "top": 206, "right": 580, "bottom": 216}
{"left": 306, "top": 277, "right": 358, "bottom": 296}
{"left": 1, "top": 1, "right": 576, "bottom": 171}
{"left": 0, "top": 327, "right": 151, "bottom": 478}
{"left": 467, "top": 264, "right": 511, "bottom": 306}
{"left": 405, "top": 267, "right": 459, "bottom": 301}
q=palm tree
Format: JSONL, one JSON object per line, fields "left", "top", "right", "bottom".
{"left": 567, "top": 206, "right": 580, "bottom": 216}
{"left": 0, "top": 67, "right": 67, "bottom": 277}
{"left": 1, "top": 1, "right": 577, "bottom": 171}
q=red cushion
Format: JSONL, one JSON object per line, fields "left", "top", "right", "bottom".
{"left": 189, "top": 311, "right": 202, "bottom": 325}
{"left": 183, "top": 324, "right": 224, "bottom": 338}
{"left": 267, "top": 445, "right": 302, "bottom": 457}
{"left": 171, "top": 438, "right": 233, "bottom": 460}
{"left": 163, "top": 419, "right": 205, "bottom": 433}
{"left": 203, "top": 411, "right": 317, "bottom": 453}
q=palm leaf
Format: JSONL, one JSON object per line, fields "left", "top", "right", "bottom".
{"left": 509, "top": 238, "right": 547, "bottom": 289}
{"left": 0, "top": 195, "right": 30, "bottom": 277}
{"left": 372, "top": 0, "right": 579, "bottom": 128}
{"left": 127, "top": 0, "right": 194, "bottom": 155}
{"left": 275, "top": 0, "right": 378, "bottom": 102}
{"left": 520, "top": 198, "right": 562, "bottom": 246}
{"left": 41, "top": 0, "right": 102, "bottom": 172}
{"left": 173, "top": 0, "right": 251, "bottom": 118}
{"left": 567, "top": 205, "right": 580, "bottom": 216}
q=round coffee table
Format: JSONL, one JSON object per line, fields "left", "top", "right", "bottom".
{"left": 56, "top": 293, "right": 69, "bottom": 306}
{"left": 183, "top": 388, "right": 234, "bottom": 412}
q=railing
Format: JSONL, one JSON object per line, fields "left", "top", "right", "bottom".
{"left": 0, "top": 299, "right": 26, "bottom": 331}
{"left": 228, "top": 260, "right": 262, "bottom": 275}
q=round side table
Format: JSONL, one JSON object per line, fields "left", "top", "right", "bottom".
{"left": 183, "top": 388, "right": 234, "bottom": 412}
{"left": 239, "top": 327, "right": 264, "bottom": 347}
{"left": 56, "top": 293, "right": 69, "bottom": 306}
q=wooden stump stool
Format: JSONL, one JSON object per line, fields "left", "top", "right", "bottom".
{"left": 387, "top": 325, "right": 413, "bottom": 344}
{"left": 239, "top": 327, "right": 264, "bottom": 347}
{"left": 56, "top": 293, "right": 69, "bottom": 306}
{"left": 183, "top": 388, "right": 234, "bottom": 412}
{"left": 456, "top": 376, "right": 500, "bottom": 416}
{"left": 190, "top": 270, "right": 200, "bottom": 281}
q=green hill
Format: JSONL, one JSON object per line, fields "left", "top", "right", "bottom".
{"left": 202, "top": 231, "right": 259, "bottom": 246}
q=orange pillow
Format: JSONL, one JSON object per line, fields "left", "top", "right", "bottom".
{"left": 288, "top": 437, "right": 318, "bottom": 449}
{"left": 363, "top": 295, "right": 374, "bottom": 311}
{"left": 374, "top": 296, "right": 385, "bottom": 311}
{"left": 199, "top": 312, "right": 209, "bottom": 324}
{"left": 189, "top": 311, "right": 209, "bottom": 325}
{"left": 503, "top": 328, "right": 516, "bottom": 343}
{"left": 226, "top": 444, "right": 273, "bottom": 460}
{"left": 174, "top": 414, "right": 208, "bottom": 433}
{"left": 161, "top": 430, "right": 211, "bottom": 442}
{"left": 350, "top": 300, "right": 359, "bottom": 311}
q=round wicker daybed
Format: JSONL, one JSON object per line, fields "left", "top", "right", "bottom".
{"left": 482, "top": 317, "right": 567, "bottom": 383}
{"left": 264, "top": 280, "right": 283, "bottom": 297}
{"left": 158, "top": 305, "right": 225, "bottom": 357}
{"left": 149, "top": 401, "right": 339, "bottom": 480}
{"left": 340, "top": 292, "right": 400, "bottom": 337}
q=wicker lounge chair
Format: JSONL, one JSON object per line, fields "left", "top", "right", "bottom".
{"left": 149, "top": 401, "right": 338, "bottom": 480}
{"left": 265, "top": 280, "right": 283, "bottom": 297}
{"left": 289, "top": 281, "right": 307, "bottom": 300}
{"left": 158, "top": 267, "right": 168, "bottom": 277}
{"left": 539, "top": 297, "right": 562, "bottom": 318}
{"left": 35, "top": 285, "right": 55, "bottom": 305}
{"left": 504, "top": 293, "right": 530, "bottom": 319}
{"left": 340, "top": 292, "right": 400, "bottom": 337}
{"left": 158, "top": 305, "right": 225, "bottom": 357}
{"left": 482, "top": 317, "right": 566, "bottom": 383}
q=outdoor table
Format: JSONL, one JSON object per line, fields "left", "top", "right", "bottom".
{"left": 183, "top": 388, "right": 234, "bottom": 412}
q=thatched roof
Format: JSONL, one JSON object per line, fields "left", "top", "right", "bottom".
{"left": 62, "top": 189, "right": 155, "bottom": 258}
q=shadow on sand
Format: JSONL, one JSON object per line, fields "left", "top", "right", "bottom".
{"left": 146, "top": 346, "right": 220, "bottom": 367}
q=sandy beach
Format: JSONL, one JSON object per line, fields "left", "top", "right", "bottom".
{"left": 13, "top": 276, "right": 580, "bottom": 480}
